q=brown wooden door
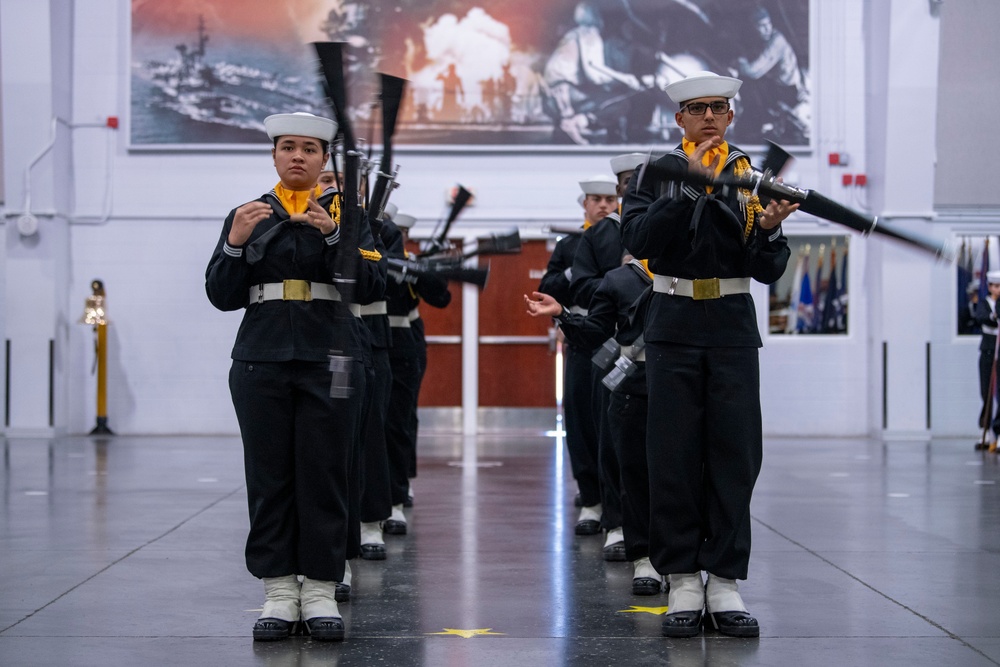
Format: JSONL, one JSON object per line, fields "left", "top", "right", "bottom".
{"left": 412, "top": 240, "right": 463, "bottom": 406}
{"left": 478, "top": 239, "right": 556, "bottom": 407}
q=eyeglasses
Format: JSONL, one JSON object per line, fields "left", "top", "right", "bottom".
{"left": 681, "top": 101, "right": 730, "bottom": 115}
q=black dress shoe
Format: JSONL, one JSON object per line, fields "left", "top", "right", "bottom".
{"left": 660, "top": 610, "right": 703, "bottom": 638}
{"left": 360, "top": 544, "right": 386, "bottom": 560}
{"left": 706, "top": 610, "right": 759, "bottom": 637}
{"left": 603, "top": 542, "right": 627, "bottom": 561}
{"left": 975, "top": 440, "right": 989, "bottom": 450}
{"left": 383, "top": 519, "right": 407, "bottom": 535}
{"left": 575, "top": 519, "right": 601, "bottom": 536}
{"left": 252, "top": 617, "right": 298, "bottom": 641}
{"left": 632, "top": 576, "right": 662, "bottom": 596}
{"left": 334, "top": 583, "right": 350, "bottom": 603}
{"left": 304, "top": 617, "right": 345, "bottom": 641}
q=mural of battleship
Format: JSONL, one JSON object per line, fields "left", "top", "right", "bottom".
{"left": 131, "top": 16, "right": 323, "bottom": 146}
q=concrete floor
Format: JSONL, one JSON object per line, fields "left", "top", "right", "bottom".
{"left": 2, "top": 431, "right": 1000, "bottom": 666}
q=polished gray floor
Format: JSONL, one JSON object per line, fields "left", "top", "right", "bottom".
{"left": 2, "top": 432, "right": 1000, "bottom": 666}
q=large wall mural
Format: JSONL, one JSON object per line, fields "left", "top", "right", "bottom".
{"left": 130, "top": 0, "right": 810, "bottom": 149}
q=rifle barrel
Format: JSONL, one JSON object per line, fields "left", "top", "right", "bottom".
{"left": 387, "top": 257, "right": 489, "bottom": 288}
{"left": 545, "top": 225, "right": 585, "bottom": 236}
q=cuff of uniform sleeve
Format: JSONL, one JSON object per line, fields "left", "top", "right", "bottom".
{"left": 555, "top": 306, "right": 570, "bottom": 324}
{"left": 324, "top": 224, "right": 341, "bottom": 245}
{"left": 223, "top": 242, "right": 243, "bottom": 258}
{"left": 767, "top": 225, "right": 782, "bottom": 243}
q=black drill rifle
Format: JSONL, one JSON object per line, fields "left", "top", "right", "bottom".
{"left": 369, "top": 73, "right": 407, "bottom": 223}
{"left": 544, "top": 224, "right": 586, "bottom": 237}
{"left": 458, "top": 228, "right": 522, "bottom": 260}
{"left": 419, "top": 185, "right": 474, "bottom": 257}
{"left": 638, "top": 156, "right": 953, "bottom": 261}
{"left": 386, "top": 256, "right": 489, "bottom": 289}
{"left": 314, "top": 41, "right": 362, "bottom": 397}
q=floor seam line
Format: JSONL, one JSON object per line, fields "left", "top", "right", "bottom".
{"left": 752, "top": 515, "right": 1000, "bottom": 666}
{"left": 0, "top": 485, "right": 245, "bottom": 635}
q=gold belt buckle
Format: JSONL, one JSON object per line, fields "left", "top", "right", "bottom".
{"left": 692, "top": 278, "right": 721, "bottom": 300}
{"left": 283, "top": 279, "right": 312, "bottom": 301}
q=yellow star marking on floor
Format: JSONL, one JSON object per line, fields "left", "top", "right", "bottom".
{"left": 427, "top": 628, "right": 506, "bottom": 639}
{"left": 619, "top": 605, "right": 670, "bottom": 615}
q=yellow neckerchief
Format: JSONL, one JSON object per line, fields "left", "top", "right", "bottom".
{"left": 274, "top": 183, "right": 344, "bottom": 226}
{"left": 273, "top": 183, "right": 322, "bottom": 215}
{"left": 583, "top": 218, "right": 593, "bottom": 229}
{"left": 682, "top": 138, "right": 728, "bottom": 194}
{"left": 639, "top": 258, "right": 653, "bottom": 279}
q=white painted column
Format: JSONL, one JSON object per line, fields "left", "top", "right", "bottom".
{"left": 1, "top": 0, "right": 73, "bottom": 435}
{"left": 461, "top": 280, "right": 479, "bottom": 438}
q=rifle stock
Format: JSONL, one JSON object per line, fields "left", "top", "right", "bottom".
{"left": 369, "top": 73, "right": 407, "bottom": 222}
{"left": 313, "top": 42, "right": 361, "bottom": 304}
{"left": 421, "top": 186, "right": 474, "bottom": 257}
{"left": 759, "top": 140, "right": 792, "bottom": 179}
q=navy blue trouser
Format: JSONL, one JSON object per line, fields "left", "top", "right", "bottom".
{"left": 361, "top": 346, "right": 393, "bottom": 523}
{"left": 564, "top": 343, "right": 601, "bottom": 507}
{"left": 387, "top": 354, "right": 420, "bottom": 505}
{"left": 231, "top": 358, "right": 364, "bottom": 582}
{"left": 645, "top": 342, "right": 762, "bottom": 580}
{"left": 608, "top": 390, "right": 649, "bottom": 561}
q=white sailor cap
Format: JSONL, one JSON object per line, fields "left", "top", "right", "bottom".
{"left": 394, "top": 213, "right": 417, "bottom": 229}
{"left": 264, "top": 112, "right": 337, "bottom": 143}
{"left": 664, "top": 71, "right": 742, "bottom": 105}
{"left": 987, "top": 270, "right": 1000, "bottom": 284}
{"left": 577, "top": 193, "right": 586, "bottom": 207}
{"left": 610, "top": 153, "right": 646, "bottom": 176}
{"left": 579, "top": 174, "right": 618, "bottom": 196}
{"left": 383, "top": 202, "right": 398, "bottom": 221}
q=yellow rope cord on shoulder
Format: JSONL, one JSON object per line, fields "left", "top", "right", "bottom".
{"left": 734, "top": 157, "right": 764, "bottom": 241}
{"left": 328, "top": 195, "right": 342, "bottom": 225}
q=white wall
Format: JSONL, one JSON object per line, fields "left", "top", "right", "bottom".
{"left": 757, "top": 0, "right": 873, "bottom": 437}
{"left": 2, "top": 0, "right": 72, "bottom": 436}
{"left": 0, "top": 0, "right": 987, "bottom": 438}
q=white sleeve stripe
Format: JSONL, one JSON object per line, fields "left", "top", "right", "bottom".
{"left": 325, "top": 226, "right": 341, "bottom": 245}
{"left": 681, "top": 184, "right": 701, "bottom": 200}
{"left": 223, "top": 243, "right": 243, "bottom": 258}
{"left": 768, "top": 227, "right": 782, "bottom": 243}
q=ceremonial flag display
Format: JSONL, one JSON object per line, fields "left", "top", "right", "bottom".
{"left": 795, "top": 257, "right": 814, "bottom": 335}
{"left": 774, "top": 237, "right": 849, "bottom": 336}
